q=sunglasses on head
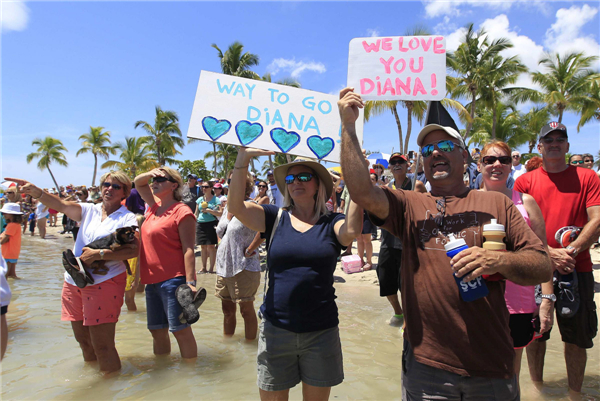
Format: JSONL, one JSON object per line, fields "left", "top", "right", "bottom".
{"left": 421, "top": 140, "right": 463, "bottom": 158}
{"left": 571, "top": 160, "right": 584, "bottom": 165}
{"left": 151, "top": 176, "right": 174, "bottom": 184}
{"left": 102, "top": 182, "right": 122, "bottom": 190}
{"left": 389, "top": 159, "right": 406, "bottom": 166}
{"left": 482, "top": 156, "right": 511, "bottom": 165}
{"left": 540, "top": 137, "right": 567, "bottom": 144}
{"left": 285, "top": 172, "right": 314, "bottom": 184}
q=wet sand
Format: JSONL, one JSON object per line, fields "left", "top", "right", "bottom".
{"left": 1, "top": 223, "right": 599, "bottom": 400}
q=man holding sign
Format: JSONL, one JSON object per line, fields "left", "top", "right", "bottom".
{"left": 338, "top": 88, "right": 552, "bottom": 400}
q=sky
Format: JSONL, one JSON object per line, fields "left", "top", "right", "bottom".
{"left": 1, "top": 0, "right": 599, "bottom": 189}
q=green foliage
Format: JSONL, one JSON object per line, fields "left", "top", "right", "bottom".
{"left": 212, "top": 41, "right": 260, "bottom": 79}
{"left": 101, "top": 136, "right": 157, "bottom": 179}
{"left": 134, "top": 105, "right": 184, "bottom": 166}
{"left": 26, "top": 136, "right": 68, "bottom": 191}
{"left": 76, "top": 126, "right": 116, "bottom": 186}
{"left": 176, "top": 160, "right": 211, "bottom": 182}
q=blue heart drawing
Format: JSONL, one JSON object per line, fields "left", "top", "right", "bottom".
{"left": 270, "top": 128, "right": 301, "bottom": 153}
{"left": 235, "top": 120, "right": 263, "bottom": 146}
{"left": 202, "top": 116, "right": 232, "bottom": 141}
{"left": 307, "top": 136, "right": 335, "bottom": 160}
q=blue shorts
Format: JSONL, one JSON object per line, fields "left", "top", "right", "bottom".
{"left": 145, "top": 276, "right": 189, "bottom": 332}
{"left": 4, "top": 259, "right": 17, "bottom": 263}
{"left": 257, "top": 319, "right": 344, "bottom": 392}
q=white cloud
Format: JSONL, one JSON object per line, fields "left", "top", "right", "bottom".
{"left": 366, "top": 28, "right": 380, "bottom": 37}
{"left": 433, "top": 16, "right": 459, "bottom": 36}
{"left": 444, "top": 25, "right": 468, "bottom": 52}
{"left": 2, "top": 1, "right": 30, "bottom": 32}
{"left": 267, "top": 58, "right": 326, "bottom": 79}
{"left": 544, "top": 4, "right": 600, "bottom": 66}
{"left": 423, "top": 0, "right": 549, "bottom": 19}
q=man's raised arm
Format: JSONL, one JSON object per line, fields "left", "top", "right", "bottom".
{"left": 338, "top": 88, "right": 390, "bottom": 221}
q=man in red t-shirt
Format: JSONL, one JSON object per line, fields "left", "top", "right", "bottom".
{"left": 514, "top": 122, "right": 600, "bottom": 394}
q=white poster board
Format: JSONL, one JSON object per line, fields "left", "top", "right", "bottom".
{"left": 347, "top": 36, "right": 446, "bottom": 101}
{"left": 188, "top": 71, "right": 364, "bottom": 163}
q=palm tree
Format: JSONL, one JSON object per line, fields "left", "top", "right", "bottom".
{"left": 76, "top": 126, "right": 116, "bottom": 186}
{"left": 478, "top": 54, "right": 528, "bottom": 138}
{"left": 447, "top": 23, "right": 514, "bottom": 139}
{"left": 203, "top": 143, "right": 240, "bottom": 177}
{"left": 576, "top": 81, "right": 600, "bottom": 131}
{"left": 514, "top": 52, "right": 600, "bottom": 123}
{"left": 261, "top": 153, "right": 296, "bottom": 175}
{"left": 522, "top": 107, "right": 550, "bottom": 154}
{"left": 26, "top": 136, "right": 68, "bottom": 191}
{"left": 262, "top": 72, "right": 301, "bottom": 88}
{"left": 101, "top": 137, "right": 157, "bottom": 178}
{"left": 212, "top": 41, "right": 260, "bottom": 79}
{"left": 134, "top": 106, "right": 184, "bottom": 166}
{"left": 468, "top": 102, "right": 530, "bottom": 148}
{"left": 363, "top": 100, "right": 405, "bottom": 152}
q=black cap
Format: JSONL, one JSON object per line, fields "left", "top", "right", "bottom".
{"left": 539, "top": 122, "right": 568, "bottom": 140}
{"left": 187, "top": 174, "right": 198, "bottom": 179}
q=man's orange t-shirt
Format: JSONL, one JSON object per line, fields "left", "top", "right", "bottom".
{"left": 2, "top": 222, "right": 22, "bottom": 259}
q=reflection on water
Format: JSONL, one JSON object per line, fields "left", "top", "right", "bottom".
{"left": 2, "top": 231, "right": 599, "bottom": 400}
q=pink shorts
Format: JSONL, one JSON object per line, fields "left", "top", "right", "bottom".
{"left": 61, "top": 273, "right": 126, "bottom": 326}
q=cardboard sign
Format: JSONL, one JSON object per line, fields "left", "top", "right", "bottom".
{"left": 347, "top": 36, "right": 446, "bottom": 101}
{"left": 188, "top": 71, "right": 364, "bottom": 163}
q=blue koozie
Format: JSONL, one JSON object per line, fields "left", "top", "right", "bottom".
{"left": 444, "top": 234, "right": 489, "bottom": 302}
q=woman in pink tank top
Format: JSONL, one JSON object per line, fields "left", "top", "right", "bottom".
{"left": 478, "top": 141, "right": 552, "bottom": 384}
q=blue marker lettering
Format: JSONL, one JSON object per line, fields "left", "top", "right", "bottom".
{"left": 216, "top": 79, "right": 236, "bottom": 94}
{"left": 304, "top": 116, "right": 321, "bottom": 135}
{"left": 288, "top": 113, "right": 304, "bottom": 130}
{"left": 247, "top": 106, "right": 261, "bottom": 121}
{"left": 233, "top": 83, "right": 245, "bottom": 97}
{"left": 245, "top": 83, "right": 256, "bottom": 100}
{"left": 271, "top": 109, "right": 284, "bottom": 127}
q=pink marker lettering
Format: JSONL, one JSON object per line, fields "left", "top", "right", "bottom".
{"left": 433, "top": 37, "right": 445, "bottom": 54}
{"left": 381, "top": 38, "right": 393, "bottom": 51}
{"left": 362, "top": 39, "right": 381, "bottom": 53}
{"left": 398, "top": 37, "right": 409, "bottom": 52}
{"left": 395, "top": 77, "right": 411, "bottom": 95}
{"left": 360, "top": 78, "right": 375, "bottom": 94}
{"left": 409, "top": 57, "right": 424, "bottom": 73}
{"left": 420, "top": 37, "right": 433, "bottom": 52}
{"left": 409, "top": 38, "right": 419, "bottom": 50}
{"left": 413, "top": 77, "right": 427, "bottom": 96}
{"left": 431, "top": 74, "right": 438, "bottom": 96}
{"left": 393, "top": 58, "right": 406, "bottom": 73}
{"left": 381, "top": 78, "right": 395, "bottom": 95}
{"left": 379, "top": 56, "right": 395, "bottom": 74}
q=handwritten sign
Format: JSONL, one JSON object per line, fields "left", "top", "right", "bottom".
{"left": 347, "top": 36, "right": 446, "bottom": 101}
{"left": 188, "top": 71, "right": 364, "bottom": 163}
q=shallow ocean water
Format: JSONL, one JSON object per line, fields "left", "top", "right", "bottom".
{"left": 1, "top": 230, "right": 598, "bottom": 400}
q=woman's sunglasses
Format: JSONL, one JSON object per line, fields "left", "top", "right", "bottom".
{"left": 102, "top": 182, "right": 122, "bottom": 190}
{"left": 201, "top": 185, "right": 211, "bottom": 189}
{"left": 421, "top": 140, "right": 463, "bottom": 158}
{"left": 151, "top": 176, "right": 174, "bottom": 184}
{"left": 571, "top": 160, "right": 585, "bottom": 165}
{"left": 257, "top": 184, "right": 267, "bottom": 188}
{"left": 481, "top": 156, "right": 511, "bottom": 165}
{"left": 285, "top": 173, "right": 314, "bottom": 184}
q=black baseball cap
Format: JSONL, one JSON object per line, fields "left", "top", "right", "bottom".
{"left": 187, "top": 174, "right": 198, "bottom": 180}
{"left": 539, "top": 122, "right": 568, "bottom": 140}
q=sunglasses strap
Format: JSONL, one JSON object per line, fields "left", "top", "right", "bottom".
{"left": 259, "top": 207, "right": 283, "bottom": 319}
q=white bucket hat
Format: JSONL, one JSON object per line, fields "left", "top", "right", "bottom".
{"left": 0, "top": 202, "right": 23, "bottom": 215}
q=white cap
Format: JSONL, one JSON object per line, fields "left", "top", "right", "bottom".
{"left": 444, "top": 233, "right": 467, "bottom": 252}
{"left": 483, "top": 219, "right": 505, "bottom": 232}
{"left": 0, "top": 202, "right": 23, "bottom": 215}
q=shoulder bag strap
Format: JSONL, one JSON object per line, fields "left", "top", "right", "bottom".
{"left": 260, "top": 208, "right": 283, "bottom": 313}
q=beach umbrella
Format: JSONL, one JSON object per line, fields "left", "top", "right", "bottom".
{"left": 366, "top": 153, "right": 391, "bottom": 169}
{"left": 1, "top": 181, "right": 17, "bottom": 190}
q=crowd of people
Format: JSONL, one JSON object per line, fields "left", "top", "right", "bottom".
{"left": 1, "top": 90, "right": 599, "bottom": 400}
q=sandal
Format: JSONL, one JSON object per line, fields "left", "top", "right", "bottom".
{"left": 176, "top": 285, "right": 207, "bottom": 325}
{"left": 363, "top": 263, "right": 372, "bottom": 271}
{"left": 62, "top": 249, "right": 94, "bottom": 288}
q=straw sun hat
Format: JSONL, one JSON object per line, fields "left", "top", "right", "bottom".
{"left": 273, "top": 158, "right": 334, "bottom": 201}
{"left": 0, "top": 202, "right": 24, "bottom": 215}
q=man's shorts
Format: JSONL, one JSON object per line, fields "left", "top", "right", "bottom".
{"left": 215, "top": 269, "right": 260, "bottom": 303}
{"left": 1, "top": 305, "right": 7, "bottom": 315}
{"left": 4, "top": 259, "right": 17, "bottom": 264}
{"left": 257, "top": 319, "right": 344, "bottom": 392}
{"left": 145, "top": 276, "right": 190, "bottom": 333}
{"left": 536, "top": 271, "right": 597, "bottom": 349}
{"left": 61, "top": 273, "right": 126, "bottom": 326}
{"left": 376, "top": 247, "right": 402, "bottom": 297}
{"left": 401, "top": 339, "right": 519, "bottom": 400}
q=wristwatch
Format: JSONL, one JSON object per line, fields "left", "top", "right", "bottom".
{"left": 541, "top": 294, "right": 557, "bottom": 302}
{"left": 187, "top": 280, "right": 196, "bottom": 287}
{"left": 565, "top": 245, "right": 579, "bottom": 257}
{"left": 99, "top": 249, "right": 105, "bottom": 260}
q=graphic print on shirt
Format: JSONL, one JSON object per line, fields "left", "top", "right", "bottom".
{"left": 419, "top": 208, "right": 481, "bottom": 251}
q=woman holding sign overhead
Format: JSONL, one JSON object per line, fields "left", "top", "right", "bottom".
{"left": 228, "top": 147, "right": 361, "bottom": 400}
